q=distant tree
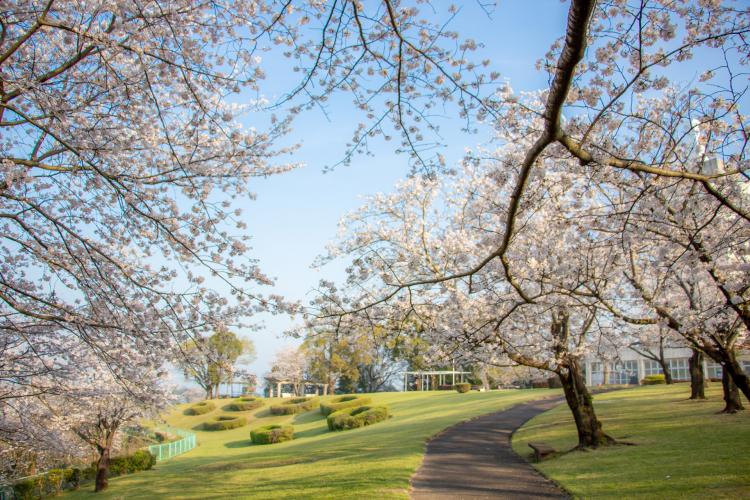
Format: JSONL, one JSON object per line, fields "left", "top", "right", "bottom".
{"left": 267, "top": 346, "right": 308, "bottom": 396}
{"left": 628, "top": 327, "right": 680, "bottom": 384}
{"left": 302, "top": 330, "right": 360, "bottom": 394}
{"left": 179, "top": 331, "right": 255, "bottom": 399}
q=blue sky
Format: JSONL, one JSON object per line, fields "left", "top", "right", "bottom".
{"left": 229, "top": 1, "right": 571, "bottom": 377}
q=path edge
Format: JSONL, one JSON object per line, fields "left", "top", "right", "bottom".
{"left": 407, "top": 392, "right": 566, "bottom": 497}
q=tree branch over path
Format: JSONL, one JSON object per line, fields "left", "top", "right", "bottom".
{"left": 325, "top": 0, "right": 597, "bottom": 315}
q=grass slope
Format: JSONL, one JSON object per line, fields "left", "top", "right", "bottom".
{"left": 512, "top": 384, "right": 750, "bottom": 499}
{"left": 67, "top": 389, "right": 557, "bottom": 499}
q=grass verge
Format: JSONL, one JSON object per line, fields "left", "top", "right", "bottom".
{"left": 512, "top": 384, "right": 750, "bottom": 499}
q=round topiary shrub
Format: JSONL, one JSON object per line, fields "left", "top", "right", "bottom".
{"left": 203, "top": 415, "right": 248, "bottom": 431}
{"left": 226, "top": 396, "right": 264, "bottom": 412}
{"left": 642, "top": 374, "right": 666, "bottom": 385}
{"left": 320, "top": 395, "right": 372, "bottom": 416}
{"left": 270, "top": 397, "right": 319, "bottom": 415}
{"left": 454, "top": 383, "right": 471, "bottom": 393}
{"left": 250, "top": 424, "right": 294, "bottom": 444}
{"left": 327, "top": 405, "right": 389, "bottom": 431}
{"left": 186, "top": 401, "right": 216, "bottom": 415}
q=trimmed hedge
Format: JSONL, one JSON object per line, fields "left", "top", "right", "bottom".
{"left": 642, "top": 374, "right": 667, "bottom": 385}
{"left": 107, "top": 449, "right": 157, "bottom": 475}
{"left": 250, "top": 424, "right": 294, "bottom": 444}
{"left": 12, "top": 451, "right": 155, "bottom": 499}
{"left": 327, "top": 405, "right": 389, "bottom": 431}
{"left": 203, "top": 415, "right": 248, "bottom": 431}
{"left": 226, "top": 396, "right": 264, "bottom": 412}
{"left": 320, "top": 395, "right": 371, "bottom": 416}
{"left": 185, "top": 400, "right": 216, "bottom": 415}
{"left": 270, "top": 397, "right": 319, "bottom": 415}
{"left": 454, "top": 383, "right": 471, "bottom": 393}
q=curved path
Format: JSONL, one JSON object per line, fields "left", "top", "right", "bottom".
{"left": 410, "top": 396, "right": 568, "bottom": 499}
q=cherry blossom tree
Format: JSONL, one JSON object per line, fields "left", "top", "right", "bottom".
{"left": 1, "top": 0, "right": 500, "bottom": 403}
{"left": 307, "top": 149, "right": 631, "bottom": 446}
{"left": 0, "top": 342, "right": 169, "bottom": 489}
{"left": 308, "top": 0, "right": 750, "bottom": 433}
{"left": 266, "top": 345, "right": 308, "bottom": 396}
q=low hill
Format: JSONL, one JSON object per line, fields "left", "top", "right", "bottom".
{"left": 66, "top": 389, "right": 557, "bottom": 499}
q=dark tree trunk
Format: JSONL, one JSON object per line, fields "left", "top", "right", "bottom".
{"left": 703, "top": 345, "right": 750, "bottom": 403}
{"left": 720, "top": 369, "right": 745, "bottom": 414}
{"left": 689, "top": 349, "right": 706, "bottom": 400}
{"left": 557, "top": 358, "right": 615, "bottom": 448}
{"left": 94, "top": 445, "right": 111, "bottom": 492}
{"left": 658, "top": 359, "right": 674, "bottom": 384}
{"left": 722, "top": 356, "right": 750, "bottom": 403}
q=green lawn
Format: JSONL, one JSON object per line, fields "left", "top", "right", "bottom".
{"left": 512, "top": 384, "right": 750, "bottom": 499}
{"left": 66, "top": 389, "right": 557, "bottom": 499}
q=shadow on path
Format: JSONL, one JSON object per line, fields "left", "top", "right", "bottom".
{"left": 410, "top": 396, "right": 569, "bottom": 499}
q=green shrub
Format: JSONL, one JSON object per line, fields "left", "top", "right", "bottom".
{"left": 203, "top": 415, "right": 248, "bottom": 431}
{"left": 81, "top": 466, "right": 96, "bottom": 482}
{"left": 13, "top": 477, "right": 37, "bottom": 500}
{"left": 320, "top": 395, "right": 371, "bottom": 416}
{"left": 185, "top": 401, "right": 216, "bottom": 415}
{"left": 250, "top": 424, "right": 295, "bottom": 444}
{"left": 128, "top": 450, "right": 156, "bottom": 472}
{"left": 454, "top": 383, "right": 471, "bottom": 393}
{"left": 63, "top": 468, "right": 81, "bottom": 490}
{"left": 270, "top": 397, "right": 319, "bottom": 415}
{"left": 108, "top": 457, "right": 128, "bottom": 476}
{"left": 226, "top": 396, "right": 264, "bottom": 412}
{"left": 327, "top": 405, "right": 389, "bottom": 431}
{"left": 47, "top": 468, "right": 64, "bottom": 495}
{"left": 98, "top": 450, "right": 156, "bottom": 478}
{"left": 642, "top": 374, "right": 666, "bottom": 385}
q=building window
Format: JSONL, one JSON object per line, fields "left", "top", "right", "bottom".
{"left": 643, "top": 360, "right": 663, "bottom": 377}
{"left": 668, "top": 358, "right": 690, "bottom": 381}
{"left": 590, "top": 362, "right": 604, "bottom": 385}
{"left": 610, "top": 360, "right": 638, "bottom": 384}
{"left": 706, "top": 361, "right": 722, "bottom": 380}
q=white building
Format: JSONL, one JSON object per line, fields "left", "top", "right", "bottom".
{"left": 583, "top": 347, "right": 750, "bottom": 386}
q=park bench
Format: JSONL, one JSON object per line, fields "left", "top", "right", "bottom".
{"left": 528, "top": 442, "right": 556, "bottom": 462}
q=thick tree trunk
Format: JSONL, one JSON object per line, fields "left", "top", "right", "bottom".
{"left": 704, "top": 345, "right": 750, "bottom": 403}
{"left": 205, "top": 385, "right": 213, "bottom": 400}
{"left": 722, "top": 356, "right": 750, "bottom": 403}
{"left": 720, "top": 369, "right": 745, "bottom": 414}
{"left": 689, "top": 349, "right": 706, "bottom": 400}
{"left": 658, "top": 360, "right": 674, "bottom": 384}
{"left": 557, "top": 359, "right": 615, "bottom": 448}
{"left": 94, "top": 445, "right": 111, "bottom": 492}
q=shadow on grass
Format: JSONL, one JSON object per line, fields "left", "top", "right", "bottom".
{"left": 224, "top": 439, "right": 253, "bottom": 449}
{"left": 294, "top": 426, "right": 330, "bottom": 440}
{"left": 293, "top": 409, "right": 326, "bottom": 425}
{"left": 254, "top": 408, "right": 275, "bottom": 419}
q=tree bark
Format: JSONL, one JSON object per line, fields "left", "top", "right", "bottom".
{"left": 722, "top": 355, "right": 750, "bottom": 403}
{"left": 94, "top": 444, "right": 111, "bottom": 492}
{"left": 689, "top": 349, "right": 706, "bottom": 400}
{"left": 557, "top": 358, "right": 615, "bottom": 448}
{"left": 658, "top": 359, "right": 674, "bottom": 384}
{"left": 720, "top": 368, "right": 745, "bottom": 414}
{"left": 703, "top": 345, "right": 750, "bottom": 403}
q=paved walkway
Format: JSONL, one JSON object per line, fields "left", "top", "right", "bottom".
{"left": 410, "top": 397, "right": 569, "bottom": 499}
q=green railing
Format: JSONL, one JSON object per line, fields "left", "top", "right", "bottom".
{"left": 148, "top": 426, "right": 197, "bottom": 461}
